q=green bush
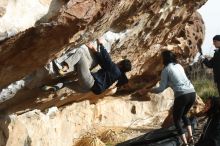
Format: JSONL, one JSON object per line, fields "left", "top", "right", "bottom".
{"left": 192, "top": 78, "right": 218, "bottom": 100}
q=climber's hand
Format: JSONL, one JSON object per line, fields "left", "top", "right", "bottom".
{"left": 86, "top": 42, "right": 97, "bottom": 52}
{"left": 97, "top": 37, "right": 105, "bottom": 45}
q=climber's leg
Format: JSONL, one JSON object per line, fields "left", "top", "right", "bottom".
{"left": 76, "top": 52, "right": 95, "bottom": 91}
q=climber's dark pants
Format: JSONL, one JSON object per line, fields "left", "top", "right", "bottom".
{"left": 173, "top": 92, "right": 196, "bottom": 135}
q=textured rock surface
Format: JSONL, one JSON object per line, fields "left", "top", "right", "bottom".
{"left": 0, "top": 89, "right": 205, "bottom": 146}
{"left": 0, "top": 0, "right": 206, "bottom": 88}
{"left": 0, "top": 1, "right": 7, "bottom": 17}
{"left": 0, "top": 0, "right": 207, "bottom": 145}
{"left": 0, "top": 0, "right": 54, "bottom": 40}
{"left": 0, "top": 89, "right": 174, "bottom": 146}
{"left": 0, "top": 0, "right": 206, "bottom": 110}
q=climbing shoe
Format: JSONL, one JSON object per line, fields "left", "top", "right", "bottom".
{"left": 41, "top": 85, "right": 58, "bottom": 92}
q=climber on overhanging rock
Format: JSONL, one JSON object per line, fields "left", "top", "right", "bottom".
{"left": 45, "top": 38, "right": 111, "bottom": 78}
{"left": 45, "top": 43, "right": 97, "bottom": 78}
{"left": 45, "top": 33, "right": 113, "bottom": 78}
{"left": 0, "top": 37, "right": 113, "bottom": 102}
{"left": 24, "top": 36, "right": 113, "bottom": 90}
{"left": 42, "top": 37, "right": 132, "bottom": 95}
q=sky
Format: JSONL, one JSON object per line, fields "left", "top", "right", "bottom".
{"left": 198, "top": 0, "right": 220, "bottom": 56}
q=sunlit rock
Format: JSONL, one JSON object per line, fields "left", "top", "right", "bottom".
{"left": 0, "top": 0, "right": 207, "bottom": 145}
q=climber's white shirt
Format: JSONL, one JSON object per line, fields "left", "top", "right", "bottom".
{"left": 153, "top": 63, "right": 195, "bottom": 97}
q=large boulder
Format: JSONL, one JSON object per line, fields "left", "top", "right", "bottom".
{"left": 0, "top": 0, "right": 206, "bottom": 145}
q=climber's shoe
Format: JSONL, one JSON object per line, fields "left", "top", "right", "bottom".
{"left": 41, "top": 85, "right": 58, "bottom": 92}
{"left": 41, "top": 83, "right": 64, "bottom": 92}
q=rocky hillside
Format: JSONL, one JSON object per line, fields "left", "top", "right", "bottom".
{"left": 0, "top": 0, "right": 206, "bottom": 146}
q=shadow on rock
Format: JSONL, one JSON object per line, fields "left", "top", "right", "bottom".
{"left": 130, "top": 92, "right": 151, "bottom": 101}
{"left": 0, "top": 114, "right": 10, "bottom": 146}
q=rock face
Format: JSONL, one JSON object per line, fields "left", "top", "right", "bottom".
{"left": 0, "top": 89, "right": 174, "bottom": 146}
{"left": 0, "top": 0, "right": 206, "bottom": 88}
{"left": 0, "top": 0, "right": 206, "bottom": 146}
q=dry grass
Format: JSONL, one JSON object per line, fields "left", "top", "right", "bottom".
{"left": 99, "top": 129, "right": 126, "bottom": 145}
{"left": 74, "top": 134, "right": 105, "bottom": 146}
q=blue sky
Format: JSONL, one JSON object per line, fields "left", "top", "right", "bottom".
{"left": 198, "top": 0, "right": 220, "bottom": 56}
